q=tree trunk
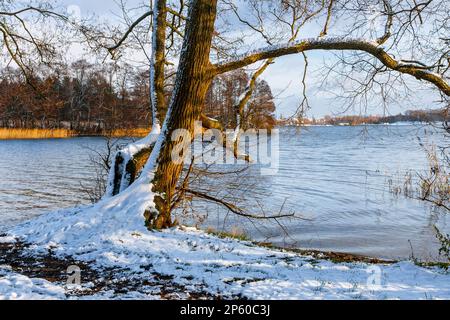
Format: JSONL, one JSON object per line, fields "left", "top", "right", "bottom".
{"left": 151, "top": 0, "right": 168, "bottom": 127}
{"left": 107, "top": 0, "right": 167, "bottom": 197}
{"left": 146, "top": 0, "right": 218, "bottom": 229}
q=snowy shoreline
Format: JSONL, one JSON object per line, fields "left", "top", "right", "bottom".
{"left": 1, "top": 202, "right": 450, "bottom": 300}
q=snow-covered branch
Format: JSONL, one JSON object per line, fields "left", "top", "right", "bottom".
{"left": 212, "top": 37, "right": 450, "bottom": 96}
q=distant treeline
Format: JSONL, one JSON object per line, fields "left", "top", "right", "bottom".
{"left": 281, "top": 109, "right": 450, "bottom": 126}
{"left": 0, "top": 61, "right": 151, "bottom": 134}
{"left": 0, "top": 61, "right": 276, "bottom": 135}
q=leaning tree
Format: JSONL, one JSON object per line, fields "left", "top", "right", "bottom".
{"left": 5, "top": 0, "right": 449, "bottom": 229}
{"left": 103, "top": 0, "right": 450, "bottom": 229}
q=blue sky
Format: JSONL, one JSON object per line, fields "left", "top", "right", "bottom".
{"left": 58, "top": 0, "right": 440, "bottom": 118}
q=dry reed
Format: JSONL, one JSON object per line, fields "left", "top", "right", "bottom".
{"left": 0, "top": 128, "right": 152, "bottom": 140}
{"left": 0, "top": 128, "right": 74, "bottom": 140}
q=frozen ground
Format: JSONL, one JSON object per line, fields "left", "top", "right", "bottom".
{"left": 0, "top": 266, "right": 66, "bottom": 300}
{"left": 1, "top": 192, "right": 449, "bottom": 299}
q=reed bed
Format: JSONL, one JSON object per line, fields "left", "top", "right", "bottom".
{"left": 0, "top": 128, "right": 74, "bottom": 140}
{"left": 0, "top": 127, "right": 152, "bottom": 140}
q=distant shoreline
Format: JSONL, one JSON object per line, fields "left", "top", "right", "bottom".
{"left": 278, "top": 121, "right": 441, "bottom": 128}
{"left": 0, "top": 128, "right": 151, "bottom": 140}
{"left": 0, "top": 122, "right": 440, "bottom": 140}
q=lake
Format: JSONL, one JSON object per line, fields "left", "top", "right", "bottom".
{"left": 0, "top": 125, "right": 449, "bottom": 261}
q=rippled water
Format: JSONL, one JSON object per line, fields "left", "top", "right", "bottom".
{"left": 0, "top": 125, "right": 448, "bottom": 261}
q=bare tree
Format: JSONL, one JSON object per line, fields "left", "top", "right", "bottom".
{"left": 82, "top": 0, "right": 450, "bottom": 229}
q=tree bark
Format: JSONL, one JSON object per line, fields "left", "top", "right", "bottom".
{"left": 147, "top": 0, "right": 218, "bottom": 229}
{"left": 107, "top": 1, "right": 166, "bottom": 197}
{"left": 151, "top": 0, "right": 168, "bottom": 127}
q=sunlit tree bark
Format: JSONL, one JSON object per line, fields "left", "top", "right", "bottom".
{"left": 146, "top": 0, "right": 218, "bottom": 228}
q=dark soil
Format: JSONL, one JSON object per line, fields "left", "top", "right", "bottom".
{"left": 254, "top": 242, "right": 396, "bottom": 264}
{"left": 0, "top": 234, "right": 396, "bottom": 300}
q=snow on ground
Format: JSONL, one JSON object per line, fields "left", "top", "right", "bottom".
{"left": 0, "top": 236, "right": 15, "bottom": 243}
{"left": 0, "top": 266, "right": 65, "bottom": 300}
{"left": 0, "top": 265, "right": 163, "bottom": 300}
{"left": 1, "top": 182, "right": 450, "bottom": 300}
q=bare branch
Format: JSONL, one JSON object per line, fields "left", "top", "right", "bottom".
{"left": 320, "top": 0, "right": 334, "bottom": 37}
{"left": 377, "top": 0, "right": 394, "bottom": 45}
{"left": 183, "top": 188, "right": 297, "bottom": 220}
{"left": 107, "top": 10, "right": 153, "bottom": 54}
{"left": 213, "top": 38, "right": 450, "bottom": 96}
